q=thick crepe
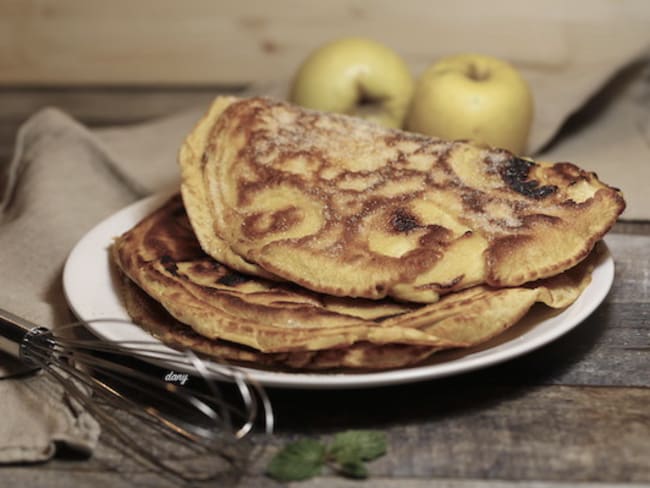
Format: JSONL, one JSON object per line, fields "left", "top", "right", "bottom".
{"left": 180, "top": 96, "right": 623, "bottom": 303}
{"left": 111, "top": 194, "right": 595, "bottom": 366}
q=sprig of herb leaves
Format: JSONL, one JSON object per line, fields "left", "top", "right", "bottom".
{"left": 266, "top": 430, "right": 387, "bottom": 482}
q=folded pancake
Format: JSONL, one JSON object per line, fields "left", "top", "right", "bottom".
{"left": 179, "top": 96, "right": 275, "bottom": 279}
{"left": 111, "top": 194, "right": 595, "bottom": 361}
{"left": 115, "top": 268, "right": 442, "bottom": 370}
{"left": 181, "top": 96, "right": 623, "bottom": 303}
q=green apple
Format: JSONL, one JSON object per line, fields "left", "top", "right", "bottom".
{"left": 289, "top": 37, "right": 414, "bottom": 129}
{"left": 406, "top": 53, "right": 533, "bottom": 154}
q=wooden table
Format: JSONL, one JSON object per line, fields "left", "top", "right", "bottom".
{"left": 1, "top": 87, "right": 649, "bottom": 487}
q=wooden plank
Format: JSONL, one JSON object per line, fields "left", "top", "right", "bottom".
{"left": 2, "top": 470, "right": 648, "bottom": 488}
{"left": 5, "top": 384, "right": 647, "bottom": 485}
{"left": 504, "top": 302, "right": 649, "bottom": 387}
{"left": 1, "top": 0, "right": 649, "bottom": 85}
{"left": 606, "top": 234, "right": 650, "bottom": 304}
{"left": 614, "top": 221, "right": 650, "bottom": 235}
{"left": 263, "top": 385, "right": 650, "bottom": 483}
{"left": 280, "top": 480, "right": 650, "bottom": 488}
{"left": 260, "top": 480, "right": 650, "bottom": 488}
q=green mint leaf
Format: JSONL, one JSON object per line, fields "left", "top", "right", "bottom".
{"left": 329, "top": 430, "right": 387, "bottom": 464}
{"left": 338, "top": 459, "right": 369, "bottom": 479}
{"left": 266, "top": 438, "right": 326, "bottom": 482}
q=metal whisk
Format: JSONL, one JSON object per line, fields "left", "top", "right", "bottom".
{"left": 0, "top": 307, "right": 273, "bottom": 484}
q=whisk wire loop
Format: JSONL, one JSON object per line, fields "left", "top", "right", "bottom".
{"left": 0, "top": 309, "right": 274, "bottom": 483}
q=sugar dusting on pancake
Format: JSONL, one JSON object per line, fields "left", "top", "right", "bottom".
{"left": 186, "top": 96, "right": 623, "bottom": 302}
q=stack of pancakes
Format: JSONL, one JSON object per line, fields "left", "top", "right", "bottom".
{"left": 111, "top": 96, "right": 625, "bottom": 371}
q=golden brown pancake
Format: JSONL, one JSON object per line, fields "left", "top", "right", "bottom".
{"left": 111, "top": 194, "right": 594, "bottom": 361}
{"left": 115, "top": 268, "right": 441, "bottom": 370}
{"left": 183, "top": 96, "right": 623, "bottom": 303}
{"left": 179, "top": 96, "right": 275, "bottom": 279}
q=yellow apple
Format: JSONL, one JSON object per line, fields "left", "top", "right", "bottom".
{"left": 406, "top": 53, "right": 533, "bottom": 154}
{"left": 289, "top": 37, "right": 414, "bottom": 129}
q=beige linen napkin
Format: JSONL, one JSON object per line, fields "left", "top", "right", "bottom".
{"left": 536, "top": 59, "right": 650, "bottom": 220}
{"left": 0, "top": 107, "right": 195, "bottom": 462}
{"left": 0, "top": 47, "right": 648, "bottom": 464}
{"left": 0, "top": 108, "right": 137, "bottom": 461}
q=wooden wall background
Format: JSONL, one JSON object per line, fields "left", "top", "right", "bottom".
{"left": 1, "top": 0, "right": 649, "bottom": 86}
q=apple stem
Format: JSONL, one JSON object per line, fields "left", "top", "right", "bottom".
{"left": 357, "top": 87, "right": 384, "bottom": 107}
{"left": 467, "top": 63, "right": 489, "bottom": 81}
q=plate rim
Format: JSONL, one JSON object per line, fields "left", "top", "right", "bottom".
{"left": 63, "top": 191, "right": 615, "bottom": 390}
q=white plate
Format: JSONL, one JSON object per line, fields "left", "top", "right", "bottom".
{"left": 63, "top": 192, "right": 615, "bottom": 390}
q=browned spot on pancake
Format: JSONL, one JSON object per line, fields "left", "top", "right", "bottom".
{"left": 217, "top": 272, "right": 251, "bottom": 287}
{"left": 390, "top": 208, "right": 420, "bottom": 233}
{"left": 390, "top": 150, "right": 408, "bottom": 165}
{"left": 242, "top": 207, "right": 303, "bottom": 239}
{"left": 521, "top": 213, "right": 562, "bottom": 227}
{"left": 144, "top": 236, "right": 174, "bottom": 260}
{"left": 462, "top": 190, "right": 488, "bottom": 213}
{"left": 187, "top": 259, "right": 223, "bottom": 276}
{"left": 416, "top": 274, "right": 464, "bottom": 292}
{"left": 160, "top": 255, "right": 179, "bottom": 276}
{"left": 382, "top": 132, "right": 407, "bottom": 147}
{"left": 485, "top": 234, "right": 534, "bottom": 285}
{"left": 418, "top": 225, "right": 454, "bottom": 247}
{"left": 500, "top": 157, "right": 558, "bottom": 199}
{"left": 552, "top": 162, "right": 587, "bottom": 183}
{"left": 432, "top": 144, "right": 456, "bottom": 176}
{"left": 137, "top": 199, "right": 206, "bottom": 262}
{"left": 236, "top": 171, "right": 308, "bottom": 208}
{"left": 171, "top": 202, "right": 187, "bottom": 219}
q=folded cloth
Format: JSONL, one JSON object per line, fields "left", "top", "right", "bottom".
{"left": 536, "top": 58, "right": 650, "bottom": 220}
{"left": 0, "top": 375, "right": 99, "bottom": 462}
{"left": 0, "top": 44, "right": 648, "bottom": 463}
{"left": 0, "top": 108, "right": 138, "bottom": 461}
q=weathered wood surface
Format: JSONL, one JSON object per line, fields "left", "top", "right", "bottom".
{"left": 0, "top": 88, "right": 649, "bottom": 487}
{"left": 2, "top": 0, "right": 649, "bottom": 85}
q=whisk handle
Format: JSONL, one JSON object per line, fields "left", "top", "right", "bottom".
{"left": 0, "top": 308, "right": 52, "bottom": 365}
